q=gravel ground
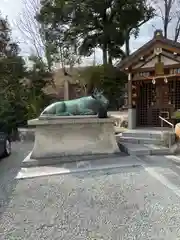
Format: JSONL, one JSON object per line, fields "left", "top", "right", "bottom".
{"left": 1, "top": 159, "right": 180, "bottom": 239}
{"left": 1, "top": 143, "right": 180, "bottom": 239}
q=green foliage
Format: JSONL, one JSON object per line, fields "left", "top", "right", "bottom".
{"left": 0, "top": 16, "right": 27, "bottom": 133}
{"left": 37, "top": 0, "right": 154, "bottom": 64}
{"left": 0, "top": 0, "right": 156, "bottom": 134}
{"left": 37, "top": 1, "right": 81, "bottom": 70}
{"left": 79, "top": 65, "right": 127, "bottom": 110}
{"left": 0, "top": 15, "right": 52, "bottom": 134}
{"left": 0, "top": 55, "right": 28, "bottom": 130}
{"left": 25, "top": 55, "right": 52, "bottom": 119}
{"left": 172, "top": 110, "right": 180, "bottom": 119}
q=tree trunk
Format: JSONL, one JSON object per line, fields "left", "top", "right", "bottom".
{"left": 163, "top": 0, "right": 175, "bottom": 38}
{"left": 102, "top": 44, "right": 108, "bottom": 65}
{"left": 164, "top": 19, "right": 168, "bottom": 38}
{"left": 174, "top": 17, "right": 180, "bottom": 42}
{"left": 108, "top": 54, "right": 112, "bottom": 65}
{"left": 125, "top": 36, "right": 130, "bottom": 56}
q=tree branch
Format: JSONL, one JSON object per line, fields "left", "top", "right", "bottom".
{"left": 14, "top": 0, "right": 45, "bottom": 59}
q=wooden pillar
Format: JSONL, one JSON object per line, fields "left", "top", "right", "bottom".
{"left": 128, "top": 73, "right": 132, "bottom": 108}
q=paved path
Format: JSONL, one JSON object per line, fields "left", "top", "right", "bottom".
{"left": 0, "top": 142, "right": 33, "bottom": 213}
{"left": 2, "top": 144, "right": 180, "bottom": 239}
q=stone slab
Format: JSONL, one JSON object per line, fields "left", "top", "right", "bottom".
{"left": 21, "top": 152, "right": 126, "bottom": 168}
{"left": 137, "top": 155, "right": 174, "bottom": 167}
{"left": 121, "top": 129, "right": 175, "bottom": 147}
{"left": 165, "top": 155, "right": 180, "bottom": 165}
{"left": 17, "top": 155, "right": 140, "bottom": 179}
{"left": 119, "top": 142, "right": 171, "bottom": 156}
{"left": 29, "top": 115, "right": 114, "bottom": 125}
{"left": 116, "top": 135, "right": 165, "bottom": 145}
{"left": 29, "top": 116, "right": 120, "bottom": 160}
{"left": 123, "top": 129, "right": 174, "bottom": 138}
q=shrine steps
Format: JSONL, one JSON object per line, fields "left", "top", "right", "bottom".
{"left": 116, "top": 128, "right": 176, "bottom": 156}
{"left": 118, "top": 142, "right": 171, "bottom": 156}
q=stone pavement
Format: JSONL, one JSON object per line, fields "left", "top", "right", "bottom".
{"left": 2, "top": 143, "right": 180, "bottom": 239}
{"left": 17, "top": 154, "right": 138, "bottom": 179}
{"left": 0, "top": 142, "right": 33, "bottom": 210}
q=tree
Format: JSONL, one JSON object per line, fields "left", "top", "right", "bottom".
{"left": 0, "top": 16, "right": 27, "bottom": 133}
{"left": 78, "top": 65, "right": 127, "bottom": 109}
{"left": 153, "top": 0, "right": 180, "bottom": 41}
{"left": 0, "top": 14, "right": 55, "bottom": 137}
{"left": 0, "top": 15, "right": 41, "bottom": 135}
{"left": 37, "top": 0, "right": 154, "bottom": 64}
{"left": 37, "top": 1, "right": 81, "bottom": 75}
{"left": 0, "top": 56, "right": 27, "bottom": 131}
{"left": 16, "top": 0, "right": 44, "bottom": 58}
{"left": 25, "top": 55, "right": 52, "bottom": 119}
{"left": 121, "top": 0, "right": 155, "bottom": 56}
{"left": 16, "top": 0, "right": 55, "bottom": 72}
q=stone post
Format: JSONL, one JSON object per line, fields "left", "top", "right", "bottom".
{"left": 128, "top": 73, "right": 136, "bottom": 129}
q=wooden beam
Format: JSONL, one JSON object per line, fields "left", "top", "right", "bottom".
{"left": 132, "top": 55, "right": 157, "bottom": 69}
{"left": 161, "top": 43, "right": 180, "bottom": 55}
{"left": 132, "top": 73, "right": 180, "bottom": 81}
{"left": 131, "top": 63, "right": 180, "bottom": 73}
{"left": 161, "top": 53, "right": 180, "bottom": 63}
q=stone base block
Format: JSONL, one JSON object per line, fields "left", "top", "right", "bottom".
{"left": 128, "top": 108, "right": 136, "bottom": 129}
{"left": 18, "top": 128, "right": 35, "bottom": 142}
{"left": 28, "top": 116, "right": 119, "bottom": 161}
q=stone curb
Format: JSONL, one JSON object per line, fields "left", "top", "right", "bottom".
{"left": 21, "top": 152, "right": 128, "bottom": 168}
{"left": 16, "top": 162, "right": 141, "bottom": 180}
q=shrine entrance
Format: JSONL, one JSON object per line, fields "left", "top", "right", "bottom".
{"left": 117, "top": 29, "right": 180, "bottom": 129}
{"left": 136, "top": 79, "right": 176, "bottom": 127}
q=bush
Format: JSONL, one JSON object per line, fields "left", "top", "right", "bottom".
{"left": 79, "top": 64, "right": 127, "bottom": 110}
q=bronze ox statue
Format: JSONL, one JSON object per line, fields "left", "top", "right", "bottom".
{"left": 40, "top": 89, "right": 109, "bottom": 118}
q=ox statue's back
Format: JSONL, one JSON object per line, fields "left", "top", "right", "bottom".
{"left": 40, "top": 89, "right": 109, "bottom": 118}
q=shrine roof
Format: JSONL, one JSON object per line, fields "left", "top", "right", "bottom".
{"left": 117, "top": 30, "right": 180, "bottom": 70}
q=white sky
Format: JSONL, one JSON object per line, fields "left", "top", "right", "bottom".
{"left": 0, "top": 0, "right": 23, "bottom": 38}
{"left": 0, "top": 0, "right": 175, "bottom": 65}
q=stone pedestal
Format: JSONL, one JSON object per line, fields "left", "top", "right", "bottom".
{"left": 28, "top": 116, "right": 119, "bottom": 160}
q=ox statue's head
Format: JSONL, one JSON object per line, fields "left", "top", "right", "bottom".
{"left": 91, "top": 88, "right": 109, "bottom": 108}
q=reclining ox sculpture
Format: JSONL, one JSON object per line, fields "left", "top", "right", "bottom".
{"left": 40, "top": 89, "right": 109, "bottom": 118}
{"left": 26, "top": 89, "right": 119, "bottom": 163}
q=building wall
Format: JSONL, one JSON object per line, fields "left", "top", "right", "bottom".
{"left": 44, "top": 67, "right": 85, "bottom": 100}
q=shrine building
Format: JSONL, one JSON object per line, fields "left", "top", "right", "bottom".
{"left": 117, "top": 30, "right": 180, "bottom": 129}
